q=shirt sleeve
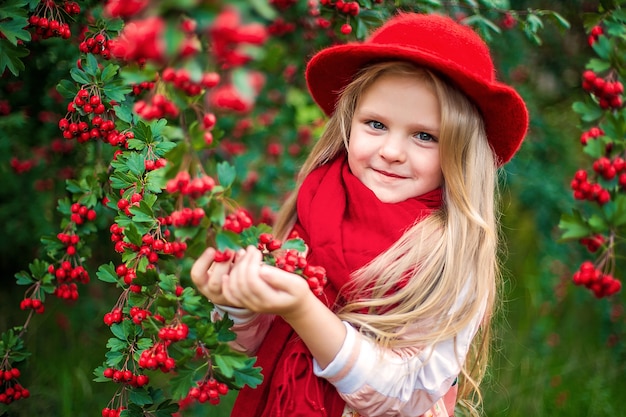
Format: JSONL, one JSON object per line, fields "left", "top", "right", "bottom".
{"left": 312, "top": 312, "right": 482, "bottom": 417}
{"left": 211, "top": 304, "right": 275, "bottom": 355}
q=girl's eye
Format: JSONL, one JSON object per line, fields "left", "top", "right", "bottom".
{"left": 415, "top": 132, "right": 437, "bottom": 142}
{"left": 367, "top": 120, "right": 386, "bottom": 130}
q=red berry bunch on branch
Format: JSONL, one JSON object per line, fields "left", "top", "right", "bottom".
{"left": 27, "top": 0, "right": 80, "bottom": 41}
{"left": 582, "top": 69, "right": 624, "bottom": 109}
{"left": 560, "top": 11, "right": 625, "bottom": 308}
{"left": 0, "top": 367, "right": 29, "bottom": 405}
{"left": 572, "top": 261, "right": 622, "bottom": 298}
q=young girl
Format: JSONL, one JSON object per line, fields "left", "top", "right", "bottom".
{"left": 191, "top": 12, "right": 528, "bottom": 417}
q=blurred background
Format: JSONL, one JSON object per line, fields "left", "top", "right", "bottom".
{"left": 0, "top": 0, "right": 623, "bottom": 416}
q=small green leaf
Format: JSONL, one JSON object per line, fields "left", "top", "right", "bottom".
{"left": 281, "top": 238, "right": 306, "bottom": 252}
{"left": 611, "top": 194, "right": 626, "bottom": 226}
{"left": 588, "top": 213, "right": 608, "bottom": 232}
{"left": 129, "top": 387, "right": 153, "bottom": 406}
{"left": 232, "top": 357, "right": 263, "bottom": 388}
{"left": 14, "top": 271, "right": 34, "bottom": 285}
{"left": 83, "top": 53, "right": 99, "bottom": 76}
{"left": 124, "top": 223, "right": 144, "bottom": 246}
{"left": 216, "top": 230, "right": 242, "bottom": 251}
{"left": 97, "top": 263, "right": 119, "bottom": 283}
{"left": 70, "top": 67, "right": 92, "bottom": 84}
{"left": 558, "top": 211, "right": 590, "bottom": 240}
{"left": 217, "top": 161, "right": 236, "bottom": 188}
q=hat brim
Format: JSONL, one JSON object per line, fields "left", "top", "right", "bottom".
{"left": 305, "top": 43, "right": 528, "bottom": 165}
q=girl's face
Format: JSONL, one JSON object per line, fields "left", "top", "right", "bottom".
{"left": 348, "top": 72, "right": 444, "bottom": 203}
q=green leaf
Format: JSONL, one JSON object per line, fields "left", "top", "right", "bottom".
{"left": 14, "top": 271, "right": 34, "bottom": 285}
{"left": 70, "top": 67, "right": 92, "bottom": 85}
{"left": 97, "top": 263, "right": 119, "bottom": 283}
{"left": 83, "top": 53, "right": 100, "bottom": 77}
{"left": 558, "top": 211, "right": 590, "bottom": 240}
{"left": 611, "top": 194, "right": 626, "bottom": 226}
{"left": 107, "top": 337, "right": 128, "bottom": 352}
{"left": 0, "top": 17, "right": 31, "bottom": 45}
{"left": 572, "top": 100, "right": 604, "bottom": 122}
{"left": 103, "top": 82, "right": 133, "bottom": 103}
{"left": 105, "top": 350, "right": 125, "bottom": 368}
{"left": 588, "top": 213, "right": 608, "bottom": 232}
{"left": 101, "top": 63, "right": 120, "bottom": 83}
{"left": 216, "top": 230, "right": 242, "bottom": 251}
{"left": 281, "top": 238, "right": 306, "bottom": 252}
{"left": 586, "top": 58, "right": 611, "bottom": 72}
{"left": 126, "top": 152, "right": 146, "bottom": 176}
{"left": 158, "top": 273, "right": 177, "bottom": 293}
{"left": 124, "top": 223, "right": 144, "bottom": 246}
{"left": 232, "top": 357, "right": 263, "bottom": 388}
{"left": 212, "top": 344, "right": 246, "bottom": 378}
{"left": 217, "top": 161, "right": 236, "bottom": 188}
{"left": 591, "top": 32, "right": 611, "bottom": 59}
{"left": 129, "top": 388, "right": 153, "bottom": 406}
{"left": 0, "top": 39, "right": 28, "bottom": 76}
{"left": 133, "top": 268, "right": 159, "bottom": 286}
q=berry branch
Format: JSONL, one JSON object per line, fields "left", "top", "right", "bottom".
{"left": 0, "top": 0, "right": 567, "bottom": 415}
{"left": 559, "top": 8, "right": 625, "bottom": 307}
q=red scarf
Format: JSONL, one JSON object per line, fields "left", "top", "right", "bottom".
{"left": 231, "top": 156, "right": 443, "bottom": 417}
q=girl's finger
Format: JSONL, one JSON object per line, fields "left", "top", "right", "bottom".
{"left": 190, "top": 247, "right": 216, "bottom": 287}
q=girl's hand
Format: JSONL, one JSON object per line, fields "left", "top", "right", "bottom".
{"left": 222, "top": 246, "right": 313, "bottom": 318}
{"left": 190, "top": 247, "right": 239, "bottom": 307}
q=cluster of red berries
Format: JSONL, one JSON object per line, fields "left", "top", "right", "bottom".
{"left": 70, "top": 202, "right": 96, "bottom": 225}
{"left": 157, "top": 323, "right": 189, "bottom": 341}
{"left": 570, "top": 169, "right": 611, "bottom": 205}
{"left": 258, "top": 233, "right": 328, "bottom": 297}
{"left": 0, "top": 367, "right": 29, "bottom": 404}
{"left": 320, "top": 0, "right": 360, "bottom": 15}
{"left": 130, "top": 306, "right": 154, "bottom": 325}
{"left": 103, "top": 307, "right": 123, "bottom": 326}
{"left": 69, "top": 89, "right": 107, "bottom": 115}
{"left": 9, "top": 157, "right": 36, "bottom": 174}
{"left": 79, "top": 33, "right": 113, "bottom": 59}
{"left": 572, "top": 261, "right": 622, "bottom": 298}
{"left": 19, "top": 298, "right": 45, "bottom": 314}
{"left": 579, "top": 126, "right": 604, "bottom": 145}
{"left": 169, "top": 207, "right": 206, "bottom": 227}
{"left": 57, "top": 232, "right": 80, "bottom": 255}
{"left": 587, "top": 24, "right": 603, "bottom": 46}
{"left": 116, "top": 191, "right": 144, "bottom": 217}
{"left": 582, "top": 70, "right": 624, "bottom": 109}
{"left": 101, "top": 406, "right": 125, "bottom": 417}
{"left": 165, "top": 171, "right": 216, "bottom": 197}
{"left": 59, "top": 114, "right": 117, "bottom": 144}
{"left": 185, "top": 378, "right": 229, "bottom": 405}
{"left": 593, "top": 156, "right": 626, "bottom": 184}
{"left": 144, "top": 157, "right": 167, "bottom": 171}
{"left": 131, "top": 80, "right": 155, "bottom": 96}
{"left": 267, "top": 17, "right": 296, "bottom": 36}
{"left": 138, "top": 342, "right": 176, "bottom": 372}
{"left": 223, "top": 209, "right": 254, "bottom": 234}
{"left": 134, "top": 94, "right": 179, "bottom": 120}
{"left": 102, "top": 367, "right": 149, "bottom": 387}
{"left": 48, "top": 261, "right": 89, "bottom": 285}
{"left": 579, "top": 234, "right": 605, "bottom": 253}
{"left": 27, "top": 1, "right": 78, "bottom": 41}
{"left": 161, "top": 68, "right": 221, "bottom": 96}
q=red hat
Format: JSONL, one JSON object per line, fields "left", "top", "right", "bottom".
{"left": 305, "top": 12, "right": 528, "bottom": 165}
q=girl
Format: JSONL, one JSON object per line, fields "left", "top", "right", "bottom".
{"left": 191, "top": 12, "right": 528, "bottom": 417}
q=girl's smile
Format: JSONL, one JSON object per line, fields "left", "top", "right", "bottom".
{"left": 348, "top": 72, "right": 444, "bottom": 203}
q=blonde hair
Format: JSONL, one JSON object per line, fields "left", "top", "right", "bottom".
{"left": 273, "top": 61, "right": 501, "bottom": 416}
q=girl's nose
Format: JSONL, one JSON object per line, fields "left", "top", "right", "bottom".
{"left": 378, "top": 133, "right": 406, "bottom": 162}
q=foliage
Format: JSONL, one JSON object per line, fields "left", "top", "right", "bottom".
{"left": 0, "top": 0, "right": 620, "bottom": 416}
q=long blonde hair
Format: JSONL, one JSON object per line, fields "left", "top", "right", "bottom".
{"left": 273, "top": 61, "right": 501, "bottom": 416}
